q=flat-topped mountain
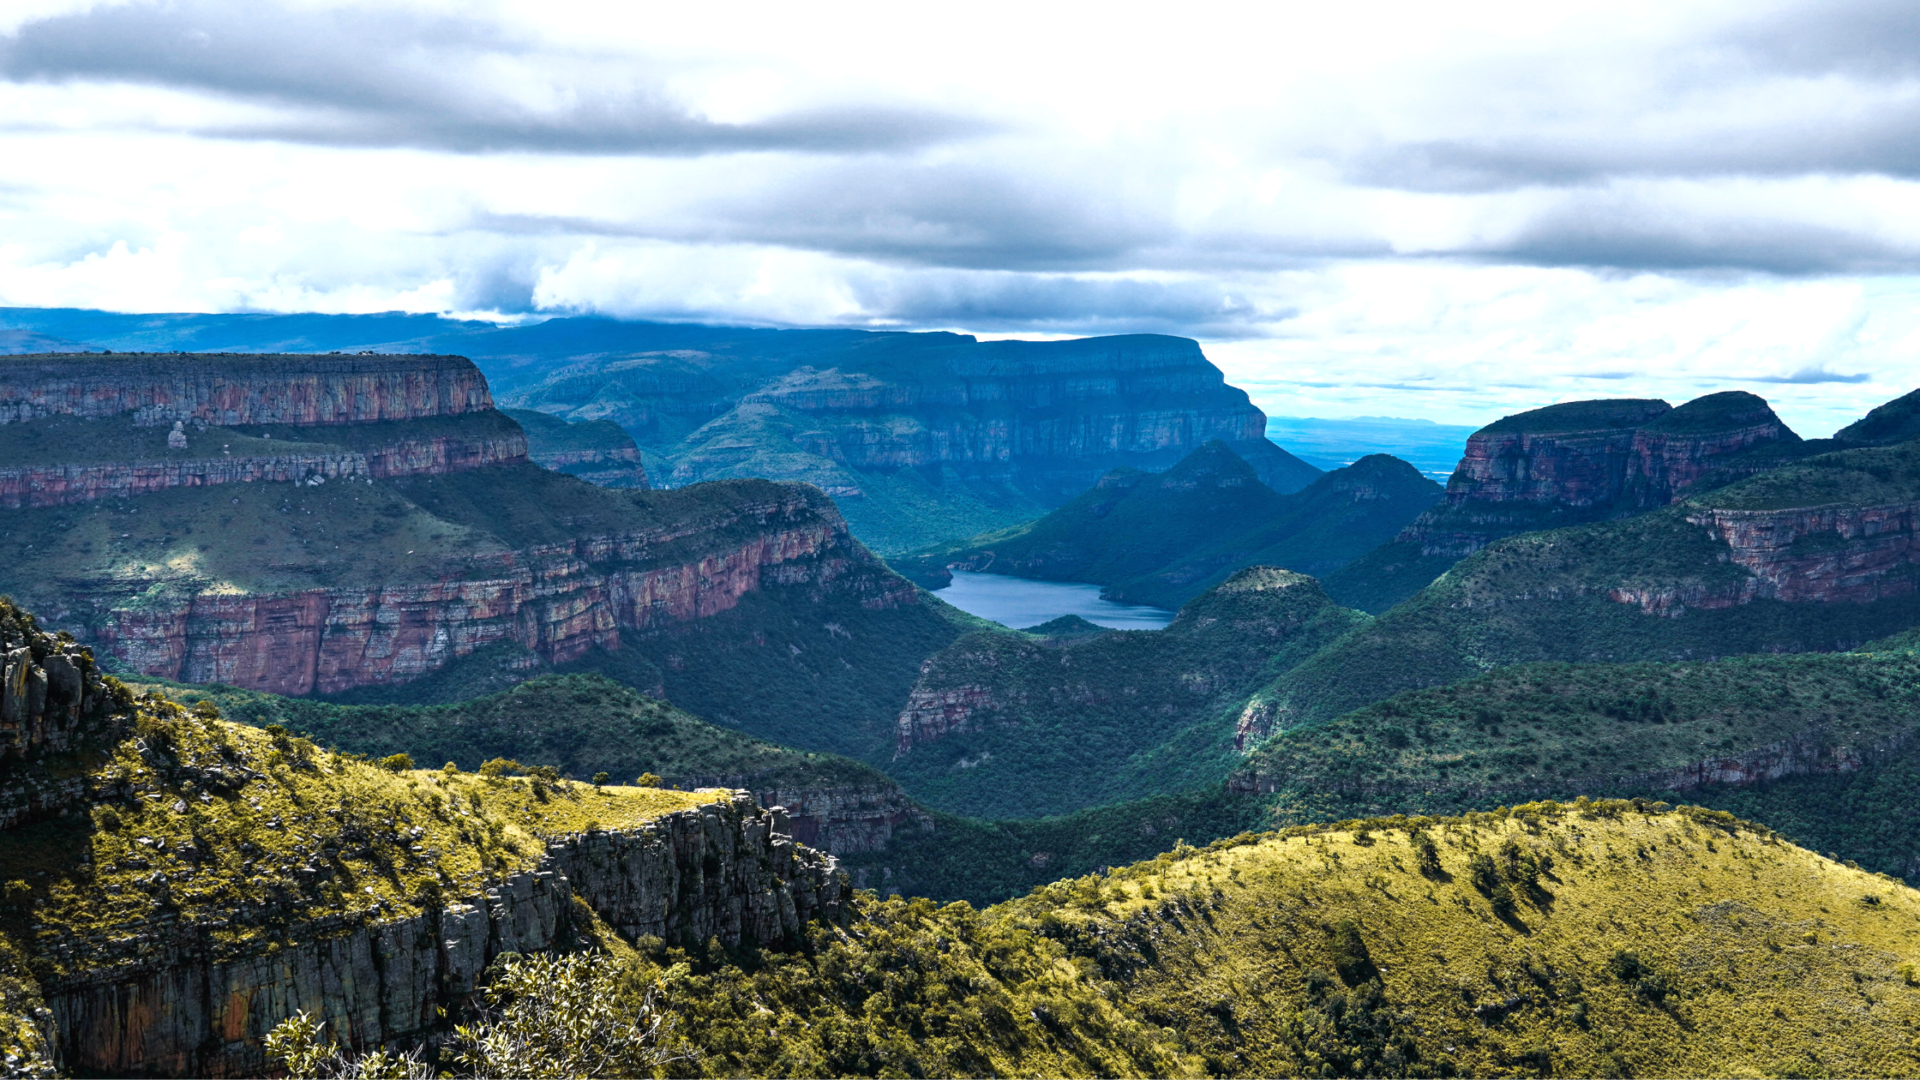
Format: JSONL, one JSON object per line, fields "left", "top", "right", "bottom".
{"left": 1326, "top": 390, "right": 1807, "bottom": 611}
{"left": 0, "top": 353, "right": 965, "bottom": 729}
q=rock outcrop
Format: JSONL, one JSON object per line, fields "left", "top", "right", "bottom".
{"left": 0, "top": 599, "right": 116, "bottom": 768}
{"left": 668, "top": 777, "right": 931, "bottom": 855}
{"left": 78, "top": 483, "right": 875, "bottom": 696}
{"left": 0, "top": 353, "right": 491, "bottom": 427}
{"left": 35, "top": 792, "right": 840, "bottom": 1078}
{"left": 506, "top": 408, "right": 649, "bottom": 489}
{"left": 1398, "top": 392, "right": 1800, "bottom": 559}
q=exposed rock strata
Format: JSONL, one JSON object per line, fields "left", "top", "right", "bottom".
{"left": 0, "top": 601, "right": 114, "bottom": 766}
{"left": 1400, "top": 392, "right": 1800, "bottom": 559}
{"left": 40, "top": 792, "right": 841, "bottom": 1078}
{"left": 0, "top": 353, "right": 491, "bottom": 426}
{"left": 0, "top": 431, "right": 527, "bottom": 509}
{"left": 87, "top": 491, "right": 865, "bottom": 696}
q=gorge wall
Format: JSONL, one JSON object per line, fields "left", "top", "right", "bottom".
{"left": 0, "top": 353, "right": 926, "bottom": 698}
{"left": 34, "top": 792, "right": 841, "bottom": 1077}
{"left": 1399, "top": 391, "right": 1801, "bottom": 559}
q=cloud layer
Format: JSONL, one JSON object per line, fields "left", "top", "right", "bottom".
{"left": 3, "top": 0, "right": 1920, "bottom": 431}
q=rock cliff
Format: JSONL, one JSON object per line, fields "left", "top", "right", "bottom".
{"left": 504, "top": 332, "right": 1319, "bottom": 552}
{"left": 0, "top": 351, "right": 944, "bottom": 700}
{"left": 0, "top": 352, "right": 490, "bottom": 426}
{"left": 1399, "top": 392, "right": 1800, "bottom": 560}
{"left": 505, "top": 408, "right": 649, "bottom": 489}
{"left": 31, "top": 791, "right": 840, "bottom": 1077}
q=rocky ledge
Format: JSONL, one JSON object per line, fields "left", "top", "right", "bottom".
{"left": 41, "top": 792, "right": 841, "bottom": 1078}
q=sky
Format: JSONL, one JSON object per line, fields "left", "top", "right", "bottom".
{"left": 3, "top": 1, "right": 1920, "bottom": 435}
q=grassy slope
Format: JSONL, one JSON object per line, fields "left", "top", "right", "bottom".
{"left": 651, "top": 802, "right": 1920, "bottom": 1079}
{"left": 884, "top": 569, "right": 1368, "bottom": 819}
{"left": 1246, "top": 438, "right": 1920, "bottom": 733}
{"left": 138, "top": 672, "right": 893, "bottom": 793}
{"left": 0, "top": 693, "right": 716, "bottom": 988}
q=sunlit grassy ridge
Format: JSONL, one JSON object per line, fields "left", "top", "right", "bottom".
{"left": 641, "top": 801, "right": 1920, "bottom": 1078}
{"left": 0, "top": 694, "right": 714, "bottom": 982}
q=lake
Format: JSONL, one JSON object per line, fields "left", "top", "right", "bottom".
{"left": 932, "top": 570, "right": 1175, "bottom": 630}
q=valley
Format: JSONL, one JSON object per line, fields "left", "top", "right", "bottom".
{"left": 5, "top": 317, "right": 1920, "bottom": 1076}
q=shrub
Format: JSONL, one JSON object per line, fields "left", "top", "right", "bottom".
{"left": 635, "top": 773, "right": 663, "bottom": 788}
{"left": 592, "top": 772, "right": 610, "bottom": 788}
{"left": 379, "top": 753, "right": 414, "bottom": 773}
{"left": 1412, "top": 832, "right": 1443, "bottom": 878}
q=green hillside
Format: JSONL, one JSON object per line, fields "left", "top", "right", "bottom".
{"left": 1106, "top": 454, "right": 1442, "bottom": 608}
{"left": 893, "top": 444, "right": 1439, "bottom": 609}
{"left": 317, "top": 802, "right": 1920, "bottom": 1079}
{"left": 139, "top": 672, "right": 891, "bottom": 794}
{"left": 885, "top": 568, "right": 1368, "bottom": 819}
{"left": 1242, "top": 437, "right": 1920, "bottom": 734}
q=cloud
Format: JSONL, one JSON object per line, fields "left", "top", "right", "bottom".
{"left": 0, "top": 1, "right": 989, "bottom": 155}
{"left": 1749, "top": 367, "right": 1873, "bottom": 384}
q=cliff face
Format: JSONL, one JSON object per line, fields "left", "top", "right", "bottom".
{"left": 504, "top": 332, "right": 1319, "bottom": 552}
{"left": 76, "top": 483, "right": 867, "bottom": 697}
{"left": 36, "top": 792, "right": 839, "bottom": 1077}
{"left": 0, "top": 353, "right": 491, "bottom": 426}
{"left": 0, "top": 599, "right": 115, "bottom": 767}
{"left": 0, "top": 352, "right": 932, "bottom": 700}
{"left": 505, "top": 408, "right": 649, "bottom": 489}
{"left": 1399, "top": 392, "right": 1800, "bottom": 559}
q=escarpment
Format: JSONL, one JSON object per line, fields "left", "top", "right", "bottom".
{"left": 1399, "top": 391, "right": 1801, "bottom": 560}
{"left": 0, "top": 353, "right": 944, "bottom": 698}
{"left": 0, "top": 673, "right": 847, "bottom": 1078}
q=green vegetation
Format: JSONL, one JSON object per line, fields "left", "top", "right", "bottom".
{"left": 0, "top": 693, "right": 715, "bottom": 985}
{"left": 298, "top": 802, "right": 1920, "bottom": 1078}
{"left": 1836, "top": 386, "right": 1920, "bottom": 446}
{"left": 1243, "top": 437, "right": 1920, "bottom": 734}
{"left": 1317, "top": 539, "right": 1457, "bottom": 614}
{"left": 891, "top": 444, "right": 1437, "bottom": 608}
{"left": 1240, "top": 649, "right": 1920, "bottom": 801}
{"left": 886, "top": 568, "right": 1367, "bottom": 819}
{"left": 1477, "top": 397, "right": 1670, "bottom": 435}
{"left": 143, "top": 672, "right": 893, "bottom": 794}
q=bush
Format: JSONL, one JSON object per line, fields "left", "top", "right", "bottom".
{"left": 592, "top": 771, "right": 610, "bottom": 787}
{"left": 635, "top": 772, "right": 663, "bottom": 788}
{"left": 379, "top": 753, "right": 414, "bottom": 773}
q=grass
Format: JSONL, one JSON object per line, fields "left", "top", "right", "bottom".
{"left": 0, "top": 693, "right": 715, "bottom": 983}
{"left": 625, "top": 801, "right": 1920, "bottom": 1078}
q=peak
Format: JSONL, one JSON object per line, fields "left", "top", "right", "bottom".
{"left": 1642, "top": 390, "right": 1795, "bottom": 437}
{"left": 1478, "top": 398, "right": 1672, "bottom": 436}
{"left": 1835, "top": 387, "right": 1920, "bottom": 447}
{"left": 1214, "top": 565, "right": 1317, "bottom": 593}
{"left": 1018, "top": 615, "right": 1109, "bottom": 637}
{"left": 1324, "top": 453, "right": 1438, "bottom": 485}
{"left": 1160, "top": 440, "right": 1259, "bottom": 482}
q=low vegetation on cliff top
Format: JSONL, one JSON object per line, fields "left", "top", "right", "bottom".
{"left": 305, "top": 800, "right": 1920, "bottom": 1078}
{"left": 0, "top": 693, "right": 715, "bottom": 984}
{"left": 141, "top": 672, "right": 893, "bottom": 796}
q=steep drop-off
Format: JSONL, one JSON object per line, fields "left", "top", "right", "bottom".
{"left": 503, "top": 332, "right": 1320, "bottom": 552}
{"left": 1326, "top": 391, "right": 1807, "bottom": 612}
{"left": 0, "top": 354, "right": 962, "bottom": 719}
{"left": 1237, "top": 436, "right": 1920, "bottom": 748}
{"left": 0, "top": 678, "right": 845, "bottom": 1077}
{"left": 504, "top": 407, "right": 649, "bottom": 488}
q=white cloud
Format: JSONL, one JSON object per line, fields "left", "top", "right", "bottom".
{"left": 2, "top": 0, "right": 1920, "bottom": 428}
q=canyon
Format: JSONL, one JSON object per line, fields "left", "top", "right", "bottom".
{"left": 0, "top": 353, "right": 944, "bottom": 701}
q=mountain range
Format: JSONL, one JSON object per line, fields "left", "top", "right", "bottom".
{"left": 9, "top": 312, "right": 1920, "bottom": 1075}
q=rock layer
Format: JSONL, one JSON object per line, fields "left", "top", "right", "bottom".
{"left": 0, "top": 353, "right": 491, "bottom": 427}
{"left": 85, "top": 488, "right": 866, "bottom": 696}
{"left": 41, "top": 791, "right": 841, "bottom": 1078}
{"left": 1400, "top": 392, "right": 1800, "bottom": 559}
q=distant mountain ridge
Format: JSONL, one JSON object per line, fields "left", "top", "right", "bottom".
{"left": 895, "top": 441, "right": 1441, "bottom": 608}
{"left": 0, "top": 309, "right": 1322, "bottom": 553}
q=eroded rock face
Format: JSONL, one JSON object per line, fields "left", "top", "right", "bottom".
{"left": 0, "top": 353, "right": 491, "bottom": 427}
{"left": 1400, "top": 393, "right": 1800, "bottom": 558}
{"left": 42, "top": 792, "right": 842, "bottom": 1078}
{"left": 0, "top": 600, "right": 114, "bottom": 766}
{"left": 84, "top": 493, "right": 864, "bottom": 696}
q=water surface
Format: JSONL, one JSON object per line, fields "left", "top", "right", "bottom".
{"left": 933, "top": 570, "right": 1175, "bottom": 631}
